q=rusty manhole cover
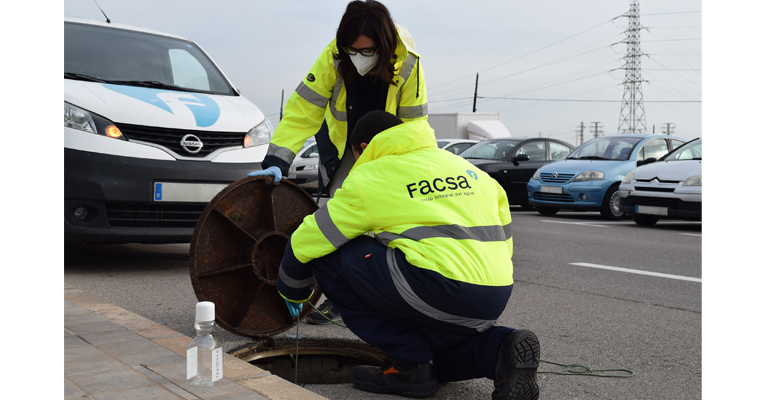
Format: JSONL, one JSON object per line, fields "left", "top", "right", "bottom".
{"left": 189, "top": 176, "right": 322, "bottom": 338}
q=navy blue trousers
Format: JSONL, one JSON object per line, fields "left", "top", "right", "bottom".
{"left": 307, "top": 236, "right": 514, "bottom": 382}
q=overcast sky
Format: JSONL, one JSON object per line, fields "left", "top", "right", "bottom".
{"left": 63, "top": 0, "right": 701, "bottom": 143}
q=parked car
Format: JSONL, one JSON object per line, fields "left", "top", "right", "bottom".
{"left": 460, "top": 138, "right": 575, "bottom": 207}
{"left": 619, "top": 138, "right": 702, "bottom": 226}
{"left": 526, "top": 134, "right": 686, "bottom": 220}
{"left": 436, "top": 139, "right": 479, "bottom": 155}
{"left": 65, "top": 18, "right": 271, "bottom": 245}
{"left": 287, "top": 140, "right": 319, "bottom": 193}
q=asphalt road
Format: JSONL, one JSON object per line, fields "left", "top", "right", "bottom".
{"left": 64, "top": 208, "right": 702, "bottom": 399}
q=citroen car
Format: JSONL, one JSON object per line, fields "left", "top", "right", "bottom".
{"left": 619, "top": 138, "right": 702, "bottom": 226}
{"left": 65, "top": 18, "right": 272, "bottom": 245}
{"left": 526, "top": 134, "right": 685, "bottom": 220}
{"left": 460, "top": 137, "right": 574, "bottom": 207}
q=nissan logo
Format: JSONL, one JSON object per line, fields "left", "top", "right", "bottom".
{"left": 180, "top": 134, "right": 204, "bottom": 154}
{"left": 551, "top": 172, "right": 559, "bottom": 178}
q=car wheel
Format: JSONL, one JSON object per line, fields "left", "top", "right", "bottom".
{"left": 600, "top": 183, "right": 625, "bottom": 220}
{"left": 632, "top": 214, "right": 659, "bottom": 226}
{"left": 535, "top": 207, "right": 558, "bottom": 216}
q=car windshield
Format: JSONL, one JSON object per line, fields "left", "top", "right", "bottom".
{"left": 567, "top": 137, "right": 643, "bottom": 161}
{"left": 459, "top": 140, "right": 521, "bottom": 160}
{"left": 436, "top": 141, "right": 449, "bottom": 148}
{"left": 660, "top": 138, "right": 702, "bottom": 161}
{"left": 64, "top": 22, "right": 235, "bottom": 95}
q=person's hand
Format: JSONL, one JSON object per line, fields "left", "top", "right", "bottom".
{"left": 247, "top": 166, "right": 282, "bottom": 182}
{"left": 284, "top": 299, "right": 302, "bottom": 318}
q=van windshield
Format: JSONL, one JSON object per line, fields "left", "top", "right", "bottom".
{"left": 64, "top": 22, "right": 236, "bottom": 96}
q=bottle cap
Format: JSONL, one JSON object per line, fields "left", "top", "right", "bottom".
{"left": 195, "top": 301, "right": 215, "bottom": 322}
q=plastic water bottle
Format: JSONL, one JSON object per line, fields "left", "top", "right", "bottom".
{"left": 186, "top": 301, "right": 224, "bottom": 386}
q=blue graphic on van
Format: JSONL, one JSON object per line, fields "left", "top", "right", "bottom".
{"left": 466, "top": 170, "right": 478, "bottom": 180}
{"left": 103, "top": 84, "right": 220, "bottom": 127}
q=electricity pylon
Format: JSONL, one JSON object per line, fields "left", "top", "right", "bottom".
{"left": 617, "top": 0, "right": 647, "bottom": 134}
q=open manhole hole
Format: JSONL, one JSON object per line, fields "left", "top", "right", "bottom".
{"left": 234, "top": 339, "right": 387, "bottom": 384}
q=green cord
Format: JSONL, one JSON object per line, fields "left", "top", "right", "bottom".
{"left": 539, "top": 360, "right": 634, "bottom": 378}
{"left": 296, "top": 300, "right": 634, "bottom": 380}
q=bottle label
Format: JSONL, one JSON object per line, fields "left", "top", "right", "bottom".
{"left": 187, "top": 347, "right": 198, "bottom": 379}
{"left": 212, "top": 347, "right": 223, "bottom": 381}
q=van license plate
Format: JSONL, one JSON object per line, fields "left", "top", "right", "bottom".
{"left": 636, "top": 205, "right": 668, "bottom": 216}
{"left": 154, "top": 182, "right": 229, "bottom": 202}
{"left": 540, "top": 185, "right": 562, "bottom": 194}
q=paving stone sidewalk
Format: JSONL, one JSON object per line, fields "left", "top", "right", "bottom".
{"left": 64, "top": 282, "right": 327, "bottom": 400}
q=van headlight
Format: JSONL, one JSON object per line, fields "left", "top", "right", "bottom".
{"left": 572, "top": 170, "right": 604, "bottom": 182}
{"left": 244, "top": 119, "right": 273, "bottom": 148}
{"left": 64, "top": 102, "right": 125, "bottom": 140}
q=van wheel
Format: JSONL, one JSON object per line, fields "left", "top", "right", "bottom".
{"left": 600, "top": 184, "right": 624, "bottom": 220}
{"left": 632, "top": 214, "right": 660, "bottom": 226}
{"left": 535, "top": 207, "right": 558, "bottom": 216}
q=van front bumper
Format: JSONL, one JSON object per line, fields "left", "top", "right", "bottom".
{"left": 65, "top": 148, "right": 261, "bottom": 244}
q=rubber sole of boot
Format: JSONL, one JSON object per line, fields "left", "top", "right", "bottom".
{"left": 352, "top": 366, "right": 439, "bottom": 398}
{"left": 507, "top": 330, "right": 540, "bottom": 400}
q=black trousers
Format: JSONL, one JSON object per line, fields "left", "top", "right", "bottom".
{"left": 308, "top": 235, "right": 514, "bottom": 382}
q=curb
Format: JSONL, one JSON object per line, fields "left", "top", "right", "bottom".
{"left": 65, "top": 282, "right": 328, "bottom": 400}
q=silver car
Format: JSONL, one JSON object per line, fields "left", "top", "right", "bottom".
{"left": 619, "top": 138, "right": 702, "bottom": 226}
{"left": 287, "top": 140, "right": 319, "bottom": 193}
{"left": 436, "top": 139, "right": 479, "bottom": 155}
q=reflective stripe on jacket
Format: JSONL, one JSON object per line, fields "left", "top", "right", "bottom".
{"left": 262, "top": 27, "right": 428, "bottom": 179}
{"left": 277, "top": 119, "right": 513, "bottom": 305}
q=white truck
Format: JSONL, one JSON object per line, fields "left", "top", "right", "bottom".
{"left": 427, "top": 112, "right": 512, "bottom": 141}
{"left": 64, "top": 17, "right": 271, "bottom": 245}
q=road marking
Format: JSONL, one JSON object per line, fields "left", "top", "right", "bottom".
{"left": 542, "top": 220, "right": 608, "bottom": 228}
{"left": 569, "top": 262, "right": 702, "bottom": 283}
{"left": 679, "top": 233, "right": 701, "bottom": 237}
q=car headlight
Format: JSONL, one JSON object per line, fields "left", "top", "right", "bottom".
{"left": 244, "top": 119, "right": 273, "bottom": 148}
{"left": 683, "top": 175, "right": 701, "bottom": 186}
{"left": 64, "top": 102, "right": 125, "bottom": 140}
{"left": 572, "top": 170, "right": 604, "bottom": 182}
{"left": 622, "top": 172, "right": 634, "bottom": 184}
{"left": 305, "top": 164, "right": 318, "bottom": 171}
{"left": 532, "top": 168, "right": 541, "bottom": 181}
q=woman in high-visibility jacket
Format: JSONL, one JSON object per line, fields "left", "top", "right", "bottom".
{"left": 276, "top": 112, "right": 540, "bottom": 400}
{"left": 248, "top": 0, "right": 428, "bottom": 196}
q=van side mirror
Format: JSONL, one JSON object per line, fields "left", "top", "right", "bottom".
{"left": 513, "top": 154, "right": 529, "bottom": 166}
{"left": 637, "top": 157, "right": 656, "bottom": 167}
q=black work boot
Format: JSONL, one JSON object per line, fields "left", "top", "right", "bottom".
{"left": 492, "top": 329, "right": 540, "bottom": 400}
{"left": 352, "top": 357, "right": 439, "bottom": 398}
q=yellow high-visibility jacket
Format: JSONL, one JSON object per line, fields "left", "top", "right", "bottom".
{"left": 262, "top": 27, "right": 428, "bottom": 184}
{"left": 276, "top": 119, "right": 513, "bottom": 305}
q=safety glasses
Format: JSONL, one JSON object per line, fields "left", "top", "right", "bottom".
{"left": 342, "top": 46, "right": 378, "bottom": 57}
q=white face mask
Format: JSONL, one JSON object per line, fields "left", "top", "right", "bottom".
{"left": 349, "top": 53, "right": 379, "bottom": 76}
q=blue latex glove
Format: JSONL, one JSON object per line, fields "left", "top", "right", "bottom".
{"left": 284, "top": 299, "right": 302, "bottom": 318}
{"left": 247, "top": 166, "right": 282, "bottom": 182}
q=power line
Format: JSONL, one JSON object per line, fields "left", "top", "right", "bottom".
{"left": 477, "top": 97, "right": 700, "bottom": 103}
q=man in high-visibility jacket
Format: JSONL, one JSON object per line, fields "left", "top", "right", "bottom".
{"left": 276, "top": 111, "right": 540, "bottom": 399}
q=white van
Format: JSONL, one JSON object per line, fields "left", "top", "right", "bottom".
{"left": 64, "top": 17, "right": 271, "bottom": 245}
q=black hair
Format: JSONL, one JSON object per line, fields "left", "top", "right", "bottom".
{"left": 334, "top": 0, "right": 398, "bottom": 85}
{"left": 350, "top": 111, "right": 402, "bottom": 154}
